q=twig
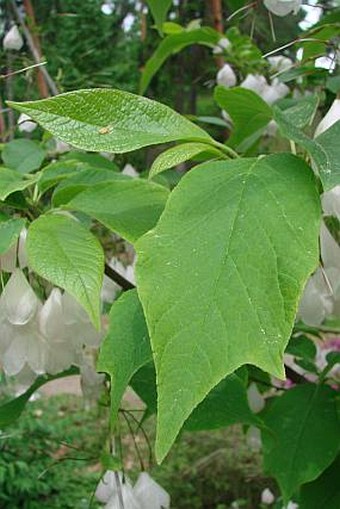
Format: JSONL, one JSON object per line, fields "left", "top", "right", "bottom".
{"left": 104, "top": 263, "right": 135, "bottom": 291}
{"left": 9, "top": 0, "right": 59, "bottom": 96}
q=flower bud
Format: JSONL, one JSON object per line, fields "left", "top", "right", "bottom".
{"left": 314, "top": 99, "right": 340, "bottom": 138}
{"left": 3, "top": 25, "right": 24, "bottom": 51}
{"left": 217, "top": 64, "right": 237, "bottom": 88}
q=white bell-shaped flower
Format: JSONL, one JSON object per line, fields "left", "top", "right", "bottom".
{"left": 247, "top": 383, "right": 265, "bottom": 413}
{"left": 216, "top": 64, "right": 237, "bottom": 88}
{"left": 264, "top": 0, "right": 301, "bottom": 17}
{"left": 213, "top": 37, "right": 231, "bottom": 54}
{"left": 261, "top": 79, "right": 289, "bottom": 105}
{"left": 101, "top": 275, "right": 119, "bottom": 304}
{"left": 80, "top": 353, "right": 105, "bottom": 403}
{"left": 105, "top": 483, "right": 141, "bottom": 509}
{"left": 298, "top": 269, "right": 333, "bottom": 326}
{"left": 133, "top": 472, "right": 170, "bottom": 509}
{"left": 321, "top": 186, "right": 340, "bottom": 220}
{"left": 96, "top": 471, "right": 134, "bottom": 504}
{"left": 240, "top": 74, "right": 267, "bottom": 95}
{"left": 314, "top": 99, "right": 340, "bottom": 138}
{"left": 2, "top": 269, "right": 39, "bottom": 325}
{"left": 268, "top": 55, "right": 293, "bottom": 73}
{"left": 261, "top": 488, "right": 275, "bottom": 504}
{"left": 3, "top": 25, "right": 24, "bottom": 51}
{"left": 0, "top": 243, "right": 17, "bottom": 273}
{"left": 62, "top": 292, "right": 101, "bottom": 349}
{"left": 17, "top": 113, "right": 37, "bottom": 133}
{"left": 122, "top": 164, "right": 139, "bottom": 178}
{"left": 320, "top": 223, "right": 340, "bottom": 271}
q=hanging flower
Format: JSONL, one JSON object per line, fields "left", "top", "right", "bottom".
{"left": 133, "top": 472, "right": 170, "bottom": 509}
{"left": 314, "top": 99, "right": 340, "bottom": 138}
{"left": 261, "top": 488, "right": 275, "bottom": 504}
{"left": 247, "top": 383, "right": 265, "bottom": 413}
{"left": 0, "top": 227, "right": 28, "bottom": 273}
{"left": 213, "top": 37, "right": 231, "bottom": 55}
{"left": 261, "top": 78, "right": 289, "bottom": 105}
{"left": 298, "top": 268, "right": 333, "bottom": 326}
{"left": 216, "top": 64, "right": 237, "bottom": 88}
{"left": 62, "top": 292, "right": 102, "bottom": 349}
{"left": 17, "top": 113, "right": 37, "bottom": 133}
{"left": 3, "top": 25, "right": 24, "bottom": 51}
{"left": 0, "top": 270, "right": 46, "bottom": 376}
{"left": 240, "top": 74, "right": 267, "bottom": 95}
{"left": 264, "top": 0, "right": 302, "bottom": 17}
{"left": 122, "top": 164, "right": 139, "bottom": 178}
{"left": 267, "top": 55, "right": 293, "bottom": 73}
{"left": 322, "top": 186, "right": 340, "bottom": 220}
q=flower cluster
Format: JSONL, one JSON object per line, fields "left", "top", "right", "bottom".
{"left": 95, "top": 470, "right": 170, "bottom": 509}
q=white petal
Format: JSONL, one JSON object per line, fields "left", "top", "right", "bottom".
{"left": 264, "top": 0, "right": 301, "bottom": 17}
{"left": 134, "top": 472, "right": 170, "bottom": 509}
{"left": 247, "top": 383, "right": 265, "bottom": 413}
{"left": 245, "top": 426, "right": 262, "bottom": 451}
{"left": 105, "top": 482, "right": 141, "bottom": 509}
{"left": 216, "top": 64, "right": 237, "bottom": 88}
{"left": 3, "top": 25, "right": 24, "bottom": 51}
{"left": 122, "top": 164, "right": 139, "bottom": 178}
{"left": 17, "top": 113, "right": 37, "bottom": 133}
{"left": 39, "top": 288, "right": 64, "bottom": 340}
{"left": 18, "top": 228, "right": 28, "bottom": 269}
{"left": 240, "top": 74, "right": 267, "bottom": 95}
{"left": 298, "top": 269, "right": 333, "bottom": 326}
{"left": 1, "top": 269, "right": 39, "bottom": 325}
{"left": 96, "top": 471, "right": 132, "bottom": 504}
{"left": 101, "top": 275, "right": 119, "bottom": 304}
{"left": 314, "top": 99, "right": 340, "bottom": 138}
{"left": 268, "top": 55, "right": 293, "bottom": 73}
{"left": 0, "top": 243, "right": 17, "bottom": 272}
{"left": 2, "top": 333, "right": 27, "bottom": 376}
{"left": 321, "top": 186, "right": 340, "bottom": 220}
{"left": 261, "top": 488, "right": 275, "bottom": 504}
{"left": 320, "top": 222, "right": 340, "bottom": 271}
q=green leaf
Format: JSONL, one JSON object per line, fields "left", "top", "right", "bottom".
{"left": 146, "top": 0, "right": 172, "bottom": 32}
{"left": 214, "top": 86, "right": 273, "bottom": 150}
{"left": 27, "top": 214, "right": 104, "bottom": 328}
{"left": 140, "top": 28, "right": 221, "bottom": 94}
{"left": 52, "top": 168, "right": 128, "bottom": 207}
{"left": 136, "top": 153, "right": 321, "bottom": 462}
{"left": 38, "top": 160, "right": 85, "bottom": 193}
{"left": 0, "top": 368, "right": 78, "bottom": 429}
{"left": 0, "top": 167, "right": 38, "bottom": 201}
{"left": 149, "top": 142, "right": 223, "bottom": 178}
{"left": 262, "top": 384, "right": 340, "bottom": 502}
{"left": 273, "top": 108, "right": 340, "bottom": 191}
{"left": 0, "top": 218, "right": 25, "bottom": 255}
{"left": 184, "top": 371, "right": 259, "bottom": 431}
{"left": 61, "top": 151, "right": 119, "bottom": 171}
{"left": 66, "top": 178, "right": 170, "bottom": 243}
{"left": 130, "top": 362, "right": 158, "bottom": 418}
{"left": 300, "top": 456, "right": 340, "bottom": 509}
{"left": 97, "top": 290, "right": 152, "bottom": 423}
{"left": 279, "top": 94, "right": 319, "bottom": 129}
{"left": 285, "top": 335, "right": 317, "bottom": 360}
{"left": 2, "top": 139, "right": 45, "bottom": 174}
{"left": 9, "top": 90, "right": 212, "bottom": 154}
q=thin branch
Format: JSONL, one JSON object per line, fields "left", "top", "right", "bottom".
{"left": 9, "top": 0, "right": 59, "bottom": 96}
{"left": 104, "top": 263, "right": 135, "bottom": 291}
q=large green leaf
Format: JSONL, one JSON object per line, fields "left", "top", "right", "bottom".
{"left": 9, "top": 90, "right": 212, "bottom": 154}
{"left": 300, "top": 456, "right": 340, "bottom": 509}
{"left": 146, "top": 0, "right": 172, "bottom": 32}
{"left": 140, "top": 28, "right": 221, "bottom": 94}
{"left": 38, "top": 161, "right": 85, "bottom": 193}
{"left": 27, "top": 214, "right": 104, "bottom": 328}
{"left": 0, "top": 167, "right": 39, "bottom": 201}
{"left": 150, "top": 142, "right": 224, "bottom": 178}
{"left": 97, "top": 290, "right": 151, "bottom": 423}
{"left": 274, "top": 107, "right": 340, "bottom": 191}
{"left": 262, "top": 384, "right": 340, "bottom": 502}
{"left": 136, "top": 153, "right": 321, "bottom": 462}
{"left": 0, "top": 217, "right": 25, "bottom": 254}
{"left": 1, "top": 139, "right": 45, "bottom": 174}
{"left": 65, "top": 178, "right": 170, "bottom": 243}
{"left": 214, "top": 86, "right": 273, "bottom": 150}
{"left": 279, "top": 95, "right": 319, "bottom": 129}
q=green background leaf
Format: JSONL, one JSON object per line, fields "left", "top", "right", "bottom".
{"left": 97, "top": 290, "right": 152, "bottom": 423}
{"left": 1, "top": 139, "right": 45, "bottom": 174}
{"left": 300, "top": 456, "right": 340, "bottom": 509}
{"left": 0, "top": 168, "right": 38, "bottom": 201}
{"left": 262, "top": 384, "right": 340, "bottom": 502}
{"left": 27, "top": 214, "right": 104, "bottom": 328}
